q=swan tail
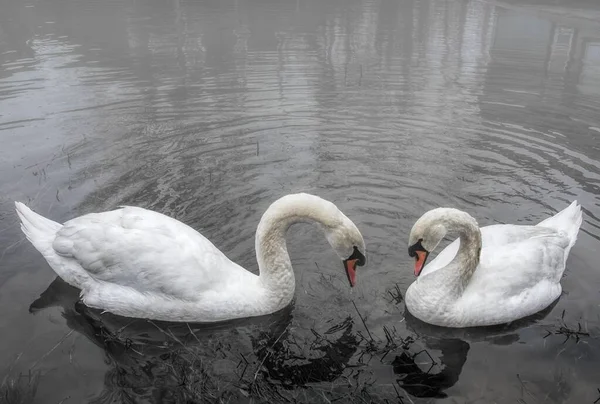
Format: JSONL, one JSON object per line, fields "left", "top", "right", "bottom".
{"left": 15, "top": 202, "right": 90, "bottom": 288}
{"left": 536, "top": 200, "right": 583, "bottom": 254}
{"left": 15, "top": 202, "right": 62, "bottom": 255}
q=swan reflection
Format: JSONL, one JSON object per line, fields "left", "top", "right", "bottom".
{"left": 30, "top": 277, "right": 363, "bottom": 403}
{"left": 392, "top": 299, "right": 559, "bottom": 398}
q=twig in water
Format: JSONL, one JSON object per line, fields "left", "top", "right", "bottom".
{"left": 392, "top": 384, "right": 405, "bottom": 404}
{"left": 351, "top": 301, "right": 374, "bottom": 342}
{"left": 0, "top": 238, "right": 27, "bottom": 261}
{"left": 382, "top": 325, "right": 396, "bottom": 347}
{"left": 412, "top": 349, "right": 437, "bottom": 367}
{"left": 593, "top": 388, "right": 600, "bottom": 404}
{"left": 380, "top": 349, "right": 391, "bottom": 362}
{"left": 0, "top": 369, "right": 40, "bottom": 404}
{"left": 252, "top": 324, "right": 290, "bottom": 382}
{"left": 237, "top": 354, "right": 250, "bottom": 381}
{"left": 309, "top": 328, "right": 325, "bottom": 348}
{"left": 186, "top": 322, "right": 202, "bottom": 345}
{"left": 30, "top": 330, "right": 74, "bottom": 369}
{"left": 388, "top": 284, "right": 403, "bottom": 304}
{"left": 324, "top": 316, "right": 352, "bottom": 335}
{"left": 516, "top": 373, "right": 535, "bottom": 400}
{"left": 148, "top": 321, "right": 198, "bottom": 358}
{"left": 1, "top": 353, "right": 23, "bottom": 388}
{"left": 545, "top": 312, "right": 590, "bottom": 344}
{"left": 319, "top": 390, "right": 332, "bottom": 404}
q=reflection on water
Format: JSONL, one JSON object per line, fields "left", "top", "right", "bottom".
{"left": 1, "top": 0, "right": 600, "bottom": 402}
{"left": 393, "top": 338, "right": 470, "bottom": 399}
{"left": 29, "top": 278, "right": 371, "bottom": 403}
{"left": 28, "top": 277, "right": 477, "bottom": 403}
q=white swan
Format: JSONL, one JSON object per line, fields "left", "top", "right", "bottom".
{"left": 15, "top": 193, "right": 366, "bottom": 323}
{"left": 405, "top": 201, "right": 582, "bottom": 328}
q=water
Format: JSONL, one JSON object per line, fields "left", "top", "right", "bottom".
{"left": 1, "top": 0, "right": 599, "bottom": 402}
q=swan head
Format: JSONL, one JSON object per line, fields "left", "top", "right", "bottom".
{"left": 407, "top": 209, "right": 448, "bottom": 276}
{"left": 324, "top": 214, "right": 367, "bottom": 288}
{"left": 256, "top": 193, "right": 367, "bottom": 288}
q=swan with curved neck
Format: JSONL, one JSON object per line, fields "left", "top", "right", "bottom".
{"left": 15, "top": 193, "right": 366, "bottom": 323}
{"left": 405, "top": 202, "right": 582, "bottom": 328}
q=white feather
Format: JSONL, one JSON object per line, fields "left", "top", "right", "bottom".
{"left": 15, "top": 193, "right": 366, "bottom": 323}
{"left": 405, "top": 201, "right": 583, "bottom": 328}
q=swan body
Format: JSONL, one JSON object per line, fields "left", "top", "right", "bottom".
{"left": 405, "top": 201, "right": 582, "bottom": 328}
{"left": 15, "top": 193, "right": 366, "bottom": 323}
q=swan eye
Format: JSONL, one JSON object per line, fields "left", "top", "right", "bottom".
{"left": 347, "top": 246, "right": 366, "bottom": 266}
{"left": 408, "top": 238, "right": 426, "bottom": 257}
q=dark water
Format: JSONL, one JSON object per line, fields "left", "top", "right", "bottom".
{"left": 1, "top": 0, "right": 600, "bottom": 402}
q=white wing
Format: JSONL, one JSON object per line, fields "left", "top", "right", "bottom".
{"left": 52, "top": 206, "right": 254, "bottom": 301}
{"left": 456, "top": 230, "right": 569, "bottom": 325}
{"left": 419, "top": 224, "right": 558, "bottom": 277}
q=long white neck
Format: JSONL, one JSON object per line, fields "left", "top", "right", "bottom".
{"left": 254, "top": 193, "right": 343, "bottom": 310}
{"left": 426, "top": 209, "right": 482, "bottom": 294}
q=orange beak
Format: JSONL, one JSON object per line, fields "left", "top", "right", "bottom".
{"left": 344, "top": 259, "right": 358, "bottom": 287}
{"left": 414, "top": 250, "right": 428, "bottom": 276}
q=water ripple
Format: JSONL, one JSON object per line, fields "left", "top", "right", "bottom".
{"left": 1, "top": 0, "right": 600, "bottom": 402}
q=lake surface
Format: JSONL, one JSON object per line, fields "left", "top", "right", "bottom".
{"left": 1, "top": 0, "right": 599, "bottom": 402}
